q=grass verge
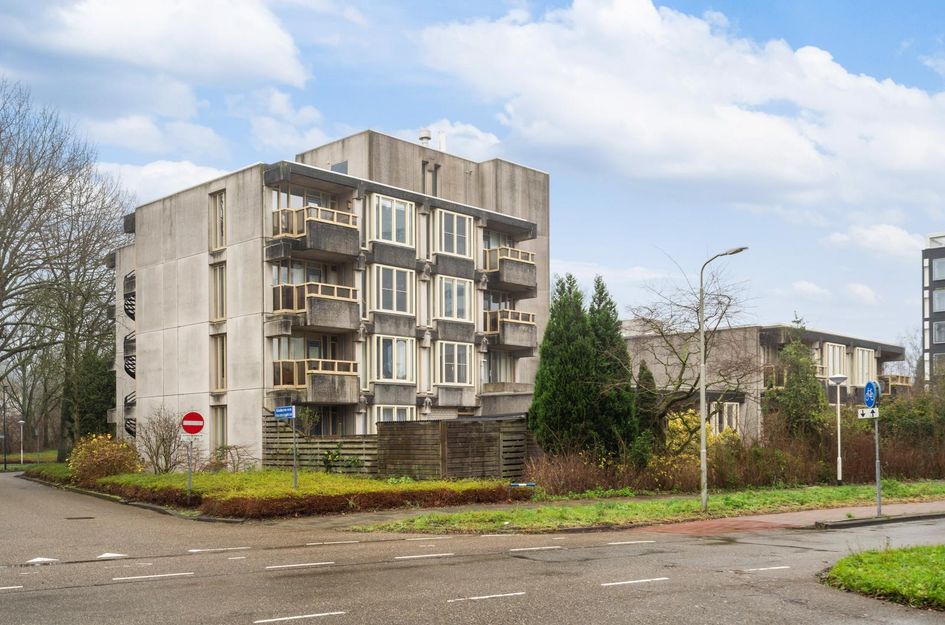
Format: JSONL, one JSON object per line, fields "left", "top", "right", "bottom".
{"left": 356, "top": 480, "right": 945, "bottom": 533}
{"left": 21, "top": 463, "right": 72, "bottom": 483}
{"left": 825, "top": 545, "right": 945, "bottom": 611}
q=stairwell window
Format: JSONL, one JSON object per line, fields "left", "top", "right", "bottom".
{"left": 437, "top": 341, "right": 473, "bottom": 385}
{"left": 372, "top": 265, "right": 414, "bottom": 314}
{"left": 210, "top": 263, "right": 226, "bottom": 321}
{"left": 373, "top": 194, "right": 414, "bottom": 247}
{"left": 210, "top": 406, "right": 227, "bottom": 450}
{"left": 211, "top": 335, "right": 227, "bottom": 391}
{"left": 437, "top": 210, "right": 472, "bottom": 257}
{"left": 374, "top": 336, "right": 415, "bottom": 383}
{"left": 209, "top": 191, "right": 226, "bottom": 250}
{"left": 437, "top": 276, "right": 472, "bottom": 322}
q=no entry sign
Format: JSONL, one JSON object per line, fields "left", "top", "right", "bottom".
{"left": 181, "top": 412, "right": 205, "bottom": 435}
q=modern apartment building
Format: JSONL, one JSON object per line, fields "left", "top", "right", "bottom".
{"left": 922, "top": 233, "right": 945, "bottom": 382}
{"left": 624, "top": 323, "right": 905, "bottom": 441}
{"left": 107, "top": 130, "right": 549, "bottom": 457}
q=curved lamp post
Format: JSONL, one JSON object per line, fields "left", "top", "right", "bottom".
{"left": 699, "top": 246, "right": 748, "bottom": 513}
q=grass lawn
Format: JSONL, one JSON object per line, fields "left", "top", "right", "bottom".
{"left": 0, "top": 449, "right": 58, "bottom": 471}
{"left": 20, "top": 462, "right": 72, "bottom": 482}
{"left": 357, "top": 480, "right": 945, "bottom": 533}
{"left": 825, "top": 545, "right": 945, "bottom": 611}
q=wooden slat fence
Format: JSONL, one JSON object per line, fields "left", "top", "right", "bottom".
{"left": 262, "top": 417, "right": 377, "bottom": 474}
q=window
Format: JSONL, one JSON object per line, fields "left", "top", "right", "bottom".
{"left": 373, "top": 194, "right": 414, "bottom": 246}
{"left": 269, "top": 185, "right": 336, "bottom": 211}
{"left": 484, "top": 291, "right": 514, "bottom": 312}
{"left": 712, "top": 402, "right": 739, "bottom": 433}
{"left": 374, "top": 336, "right": 415, "bottom": 382}
{"left": 933, "top": 259, "right": 945, "bottom": 282}
{"left": 934, "top": 353, "right": 945, "bottom": 378}
{"left": 437, "top": 276, "right": 473, "bottom": 321}
{"left": 373, "top": 265, "right": 414, "bottom": 314}
{"left": 211, "top": 335, "right": 227, "bottom": 391}
{"left": 209, "top": 191, "right": 225, "bottom": 250}
{"left": 271, "top": 260, "right": 327, "bottom": 285}
{"left": 272, "top": 335, "right": 337, "bottom": 361}
{"left": 210, "top": 263, "right": 226, "bottom": 321}
{"left": 935, "top": 322, "right": 945, "bottom": 345}
{"left": 483, "top": 229, "right": 513, "bottom": 250}
{"left": 824, "top": 342, "right": 847, "bottom": 378}
{"left": 437, "top": 341, "right": 473, "bottom": 385}
{"left": 486, "top": 351, "right": 514, "bottom": 384}
{"left": 853, "top": 347, "right": 877, "bottom": 386}
{"left": 369, "top": 405, "right": 416, "bottom": 434}
{"left": 935, "top": 289, "right": 945, "bottom": 313}
{"left": 437, "top": 210, "right": 472, "bottom": 257}
{"left": 211, "top": 406, "right": 227, "bottom": 450}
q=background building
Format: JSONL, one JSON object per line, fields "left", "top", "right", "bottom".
{"left": 922, "top": 233, "right": 945, "bottom": 382}
{"left": 107, "top": 130, "right": 550, "bottom": 458}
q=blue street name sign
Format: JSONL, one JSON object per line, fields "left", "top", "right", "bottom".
{"left": 274, "top": 405, "right": 297, "bottom": 421}
{"left": 863, "top": 380, "right": 880, "bottom": 409}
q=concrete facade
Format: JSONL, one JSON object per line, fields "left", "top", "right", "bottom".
{"left": 108, "top": 131, "right": 548, "bottom": 458}
{"left": 624, "top": 323, "right": 905, "bottom": 441}
{"left": 922, "top": 234, "right": 945, "bottom": 382}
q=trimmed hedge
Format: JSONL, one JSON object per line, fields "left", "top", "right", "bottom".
{"left": 22, "top": 463, "right": 72, "bottom": 484}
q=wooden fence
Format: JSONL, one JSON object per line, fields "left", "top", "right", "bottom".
{"left": 262, "top": 417, "right": 377, "bottom": 474}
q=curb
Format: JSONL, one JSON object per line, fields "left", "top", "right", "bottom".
{"left": 814, "top": 511, "right": 945, "bottom": 529}
{"left": 17, "top": 474, "right": 246, "bottom": 524}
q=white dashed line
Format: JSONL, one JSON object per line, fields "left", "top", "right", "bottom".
{"left": 265, "top": 562, "right": 334, "bottom": 570}
{"left": 0, "top": 586, "right": 24, "bottom": 591}
{"left": 405, "top": 536, "right": 451, "bottom": 541}
{"left": 394, "top": 553, "right": 454, "bottom": 560}
{"left": 97, "top": 553, "right": 128, "bottom": 559}
{"left": 306, "top": 541, "right": 359, "bottom": 546}
{"left": 112, "top": 572, "right": 194, "bottom": 582}
{"left": 601, "top": 577, "right": 669, "bottom": 587}
{"left": 25, "top": 557, "right": 58, "bottom": 565}
{"left": 447, "top": 592, "right": 526, "bottom": 603}
{"left": 228, "top": 556, "right": 247, "bottom": 560}
{"left": 509, "top": 546, "right": 562, "bottom": 552}
{"left": 744, "top": 566, "right": 791, "bottom": 572}
{"left": 188, "top": 547, "right": 250, "bottom": 553}
{"left": 607, "top": 540, "right": 656, "bottom": 546}
{"left": 253, "top": 612, "right": 346, "bottom": 623}
{"left": 480, "top": 534, "right": 515, "bottom": 538}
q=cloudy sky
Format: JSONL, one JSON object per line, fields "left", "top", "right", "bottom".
{"left": 2, "top": 0, "right": 944, "bottom": 344}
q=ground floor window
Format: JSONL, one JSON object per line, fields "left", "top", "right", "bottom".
{"left": 712, "top": 402, "right": 739, "bottom": 433}
{"left": 210, "top": 406, "right": 227, "bottom": 450}
{"left": 369, "top": 405, "right": 416, "bottom": 434}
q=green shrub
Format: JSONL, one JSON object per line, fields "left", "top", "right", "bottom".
{"left": 23, "top": 463, "right": 72, "bottom": 483}
{"left": 68, "top": 434, "right": 143, "bottom": 487}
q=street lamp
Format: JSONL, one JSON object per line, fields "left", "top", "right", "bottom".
{"left": 829, "top": 374, "right": 848, "bottom": 486}
{"left": 699, "top": 246, "right": 749, "bottom": 513}
{"left": 18, "top": 420, "right": 25, "bottom": 465}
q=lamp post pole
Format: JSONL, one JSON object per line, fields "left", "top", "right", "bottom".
{"left": 699, "top": 246, "right": 748, "bottom": 513}
{"left": 2, "top": 387, "right": 7, "bottom": 472}
{"left": 829, "top": 374, "right": 848, "bottom": 486}
{"left": 19, "top": 420, "right": 25, "bottom": 465}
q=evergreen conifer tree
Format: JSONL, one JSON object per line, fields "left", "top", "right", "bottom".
{"left": 636, "top": 361, "right": 662, "bottom": 443}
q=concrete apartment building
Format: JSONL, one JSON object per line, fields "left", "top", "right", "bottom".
{"left": 922, "top": 233, "right": 945, "bottom": 382}
{"left": 624, "top": 322, "right": 905, "bottom": 441}
{"left": 107, "top": 130, "right": 549, "bottom": 457}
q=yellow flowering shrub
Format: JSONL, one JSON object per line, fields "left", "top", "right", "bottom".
{"left": 68, "top": 434, "right": 143, "bottom": 487}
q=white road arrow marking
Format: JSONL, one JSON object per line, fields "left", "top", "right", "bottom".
{"left": 97, "top": 553, "right": 127, "bottom": 559}
{"left": 25, "top": 557, "right": 58, "bottom": 565}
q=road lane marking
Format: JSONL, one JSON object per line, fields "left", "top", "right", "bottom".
{"left": 188, "top": 547, "right": 250, "bottom": 553}
{"left": 306, "top": 541, "right": 359, "bottom": 546}
{"left": 228, "top": 556, "right": 247, "bottom": 560}
{"left": 601, "top": 577, "right": 669, "bottom": 587}
{"left": 97, "top": 553, "right": 128, "bottom": 559}
{"left": 394, "top": 553, "right": 454, "bottom": 560}
{"left": 253, "top": 612, "right": 345, "bottom": 624}
{"left": 607, "top": 541, "right": 656, "bottom": 546}
{"left": 112, "top": 572, "right": 194, "bottom": 582}
{"left": 551, "top": 537, "right": 567, "bottom": 541}
{"left": 480, "top": 534, "right": 515, "bottom": 538}
{"left": 265, "top": 562, "right": 334, "bottom": 570}
{"left": 405, "top": 536, "right": 451, "bottom": 541}
{"left": 105, "top": 562, "right": 152, "bottom": 569}
{"left": 447, "top": 592, "right": 525, "bottom": 603}
{"left": 25, "top": 557, "right": 58, "bottom": 565}
{"left": 744, "top": 566, "right": 791, "bottom": 572}
{"left": 0, "top": 586, "right": 23, "bottom": 591}
{"left": 509, "top": 546, "right": 561, "bottom": 552}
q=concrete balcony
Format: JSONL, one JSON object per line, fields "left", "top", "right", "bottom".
{"left": 272, "top": 359, "right": 360, "bottom": 405}
{"left": 482, "top": 247, "right": 537, "bottom": 295}
{"left": 271, "top": 206, "right": 360, "bottom": 261}
{"left": 272, "top": 282, "right": 360, "bottom": 332}
{"left": 480, "top": 382, "right": 534, "bottom": 415}
{"left": 483, "top": 309, "right": 537, "bottom": 352}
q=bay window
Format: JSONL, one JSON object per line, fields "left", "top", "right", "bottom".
{"left": 373, "top": 194, "right": 414, "bottom": 246}
{"left": 437, "top": 341, "right": 473, "bottom": 385}
{"left": 374, "top": 335, "right": 414, "bottom": 382}
{"left": 437, "top": 276, "right": 472, "bottom": 322}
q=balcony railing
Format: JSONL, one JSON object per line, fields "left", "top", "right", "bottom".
{"left": 483, "top": 246, "right": 535, "bottom": 271}
{"left": 272, "top": 205, "right": 358, "bottom": 238}
{"left": 764, "top": 364, "right": 828, "bottom": 387}
{"left": 483, "top": 309, "right": 536, "bottom": 334}
{"left": 273, "top": 358, "right": 359, "bottom": 388}
{"left": 273, "top": 282, "right": 358, "bottom": 313}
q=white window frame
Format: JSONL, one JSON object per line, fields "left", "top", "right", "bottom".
{"left": 934, "top": 322, "right": 945, "bottom": 345}
{"left": 211, "top": 334, "right": 227, "bottom": 392}
{"left": 486, "top": 350, "right": 515, "bottom": 384}
{"left": 933, "top": 258, "right": 945, "bottom": 282}
{"left": 210, "top": 263, "right": 226, "bottom": 321}
{"left": 436, "top": 341, "right": 474, "bottom": 386}
{"left": 372, "top": 194, "right": 414, "bottom": 247}
{"left": 373, "top": 335, "right": 415, "bottom": 383}
{"left": 712, "top": 402, "right": 739, "bottom": 433}
{"left": 824, "top": 342, "right": 847, "bottom": 379}
{"left": 210, "top": 406, "right": 227, "bottom": 450}
{"left": 436, "top": 276, "right": 473, "bottom": 322}
{"left": 934, "top": 289, "right": 945, "bottom": 313}
{"left": 209, "top": 191, "right": 226, "bottom": 250}
{"left": 436, "top": 209, "right": 473, "bottom": 258}
{"left": 371, "top": 265, "right": 414, "bottom": 315}
{"left": 933, "top": 353, "right": 945, "bottom": 378}
{"left": 369, "top": 405, "right": 416, "bottom": 434}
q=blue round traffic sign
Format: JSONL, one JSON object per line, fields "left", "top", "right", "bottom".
{"left": 864, "top": 380, "right": 880, "bottom": 409}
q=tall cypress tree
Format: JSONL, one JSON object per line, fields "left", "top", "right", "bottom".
{"left": 530, "top": 274, "right": 598, "bottom": 453}
{"left": 587, "top": 276, "right": 637, "bottom": 454}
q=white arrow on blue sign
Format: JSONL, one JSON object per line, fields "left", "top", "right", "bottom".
{"left": 274, "top": 405, "right": 296, "bottom": 420}
{"left": 863, "top": 380, "right": 880, "bottom": 409}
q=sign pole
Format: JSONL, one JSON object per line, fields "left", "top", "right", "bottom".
{"left": 292, "top": 421, "right": 299, "bottom": 490}
{"left": 187, "top": 440, "right": 193, "bottom": 499}
{"left": 874, "top": 418, "right": 882, "bottom": 516}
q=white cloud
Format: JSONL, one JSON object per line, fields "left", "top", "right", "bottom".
{"left": 395, "top": 120, "right": 502, "bottom": 161}
{"left": 98, "top": 160, "right": 229, "bottom": 204}
{"left": 420, "top": 0, "right": 945, "bottom": 218}
{"left": 846, "top": 283, "right": 880, "bottom": 305}
{"left": 85, "top": 116, "right": 229, "bottom": 160}
{"left": 227, "top": 88, "right": 327, "bottom": 155}
{"left": 922, "top": 54, "right": 945, "bottom": 79}
{"left": 792, "top": 280, "right": 830, "bottom": 298}
{"left": 551, "top": 258, "right": 664, "bottom": 310}
{"left": 826, "top": 224, "right": 924, "bottom": 260}
{"left": 41, "top": 0, "right": 306, "bottom": 87}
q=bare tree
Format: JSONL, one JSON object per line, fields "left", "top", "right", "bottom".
{"left": 136, "top": 407, "right": 189, "bottom": 474}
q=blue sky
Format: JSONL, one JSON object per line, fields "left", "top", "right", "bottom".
{"left": 2, "top": 0, "right": 945, "bottom": 345}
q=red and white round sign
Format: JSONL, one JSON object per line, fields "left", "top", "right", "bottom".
{"left": 181, "top": 412, "right": 205, "bottom": 435}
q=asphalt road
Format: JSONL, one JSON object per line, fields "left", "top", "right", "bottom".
{"left": 2, "top": 472, "right": 943, "bottom": 625}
